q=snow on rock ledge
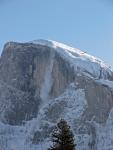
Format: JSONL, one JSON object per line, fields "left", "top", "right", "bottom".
{"left": 30, "top": 39, "right": 113, "bottom": 80}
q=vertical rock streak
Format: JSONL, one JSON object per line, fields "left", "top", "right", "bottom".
{"left": 40, "top": 50, "right": 55, "bottom": 103}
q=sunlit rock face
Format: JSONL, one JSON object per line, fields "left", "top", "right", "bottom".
{"left": 0, "top": 40, "right": 113, "bottom": 150}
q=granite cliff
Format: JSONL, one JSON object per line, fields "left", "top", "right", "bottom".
{"left": 0, "top": 40, "right": 113, "bottom": 150}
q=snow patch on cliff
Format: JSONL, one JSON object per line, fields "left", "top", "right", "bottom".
{"left": 96, "top": 108, "right": 113, "bottom": 150}
{"left": 31, "top": 39, "right": 113, "bottom": 80}
{"left": 96, "top": 79, "right": 113, "bottom": 90}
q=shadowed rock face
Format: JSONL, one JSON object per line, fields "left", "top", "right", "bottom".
{"left": 73, "top": 76, "right": 113, "bottom": 123}
{"left": 0, "top": 42, "right": 76, "bottom": 124}
{"left": 0, "top": 41, "right": 113, "bottom": 128}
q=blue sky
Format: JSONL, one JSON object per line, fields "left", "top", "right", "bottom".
{"left": 0, "top": 0, "right": 113, "bottom": 66}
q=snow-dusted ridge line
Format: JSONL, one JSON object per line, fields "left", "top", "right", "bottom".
{"left": 31, "top": 39, "right": 112, "bottom": 69}
{"left": 30, "top": 39, "right": 113, "bottom": 79}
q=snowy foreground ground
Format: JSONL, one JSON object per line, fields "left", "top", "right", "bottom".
{"left": 0, "top": 85, "right": 113, "bottom": 150}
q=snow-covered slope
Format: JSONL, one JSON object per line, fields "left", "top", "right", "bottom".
{"left": 0, "top": 39, "right": 113, "bottom": 150}
{"left": 31, "top": 39, "right": 113, "bottom": 80}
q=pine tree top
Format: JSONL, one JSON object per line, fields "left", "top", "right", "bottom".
{"left": 48, "top": 119, "right": 76, "bottom": 150}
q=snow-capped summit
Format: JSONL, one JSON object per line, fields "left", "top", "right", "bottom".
{"left": 30, "top": 39, "right": 113, "bottom": 80}
{"left": 31, "top": 39, "right": 109, "bottom": 65}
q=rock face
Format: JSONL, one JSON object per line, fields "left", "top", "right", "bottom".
{"left": 0, "top": 40, "right": 113, "bottom": 150}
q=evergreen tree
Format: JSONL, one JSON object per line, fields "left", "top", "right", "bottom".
{"left": 48, "top": 119, "right": 76, "bottom": 150}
